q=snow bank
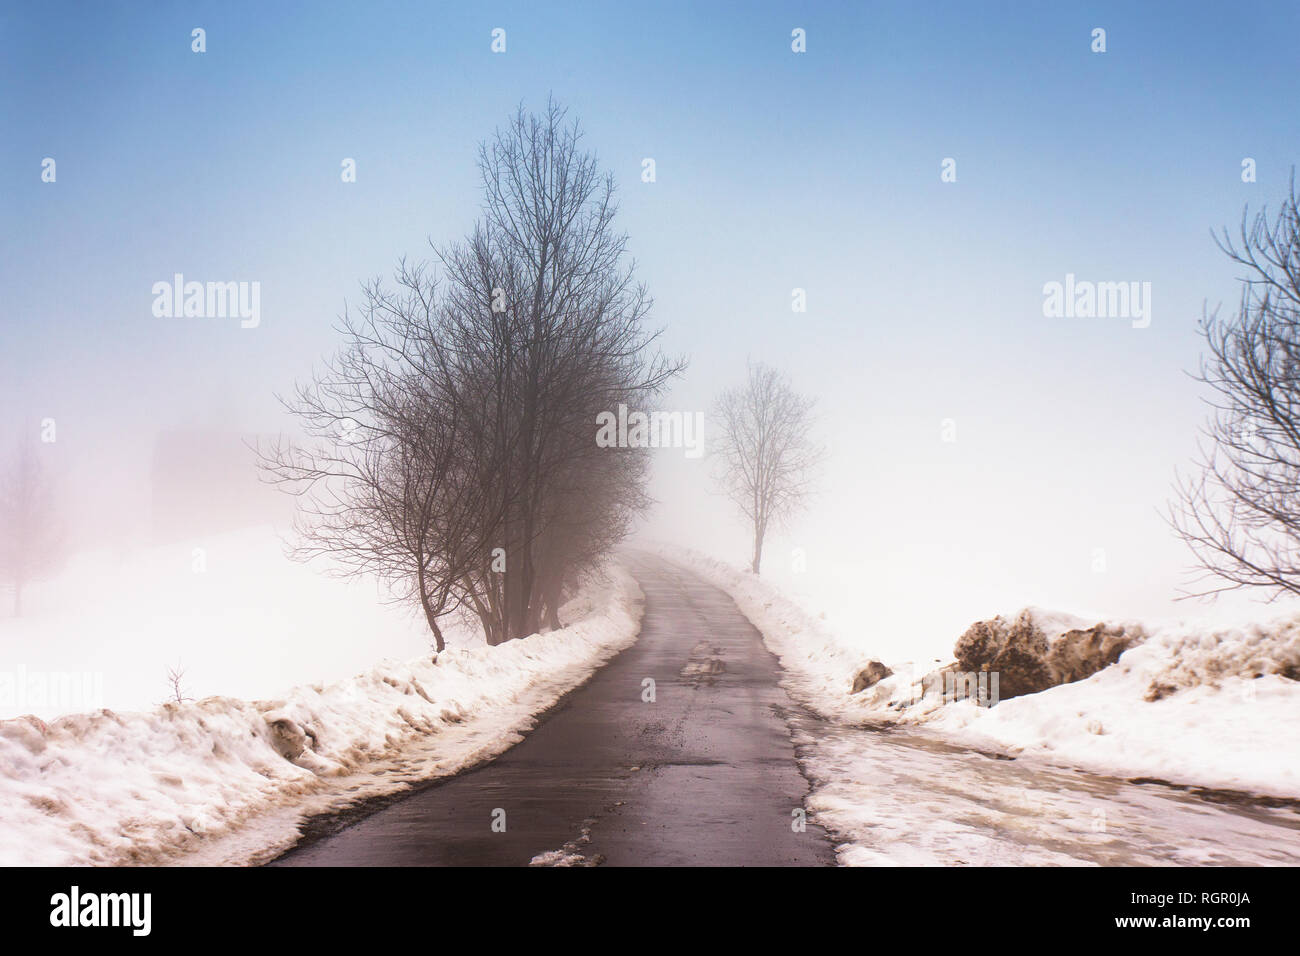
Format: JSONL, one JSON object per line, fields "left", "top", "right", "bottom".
{"left": 0, "top": 567, "right": 643, "bottom": 866}
{"left": 888, "top": 616, "right": 1300, "bottom": 797}
{"left": 658, "top": 545, "right": 1300, "bottom": 799}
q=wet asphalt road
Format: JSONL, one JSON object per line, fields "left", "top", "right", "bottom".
{"left": 270, "top": 553, "right": 836, "bottom": 866}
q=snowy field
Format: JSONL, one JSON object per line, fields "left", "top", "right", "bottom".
{"left": 0, "top": 526, "right": 448, "bottom": 719}
{"left": 0, "top": 532, "right": 644, "bottom": 866}
{"left": 660, "top": 546, "right": 1300, "bottom": 799}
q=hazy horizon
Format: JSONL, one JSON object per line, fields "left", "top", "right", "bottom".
{"left": 6, "top": 0, "right": 1300, "bottom": 666}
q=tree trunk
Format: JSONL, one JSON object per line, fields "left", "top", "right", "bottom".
{"left": 416, "top": 565, "right": 446, "bottom": 653}
{"left": 751, "top": 525, "right": 764, "bottom": 575}
{"left": 542, "top": 575, "right": 563, "bottom": 630}
{"left": 426, "top": 612, "right": 446, "bottom": 654}
{"left": 426, "top": 598, "right": 452, "bottom": 658}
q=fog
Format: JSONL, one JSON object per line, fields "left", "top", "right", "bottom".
{"left": 4, "top": 1, "right": 1300, "bottom": 715}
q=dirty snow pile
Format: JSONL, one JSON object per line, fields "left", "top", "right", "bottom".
{"left": 659, "top": 546, "right": 1300, "bottom": 799}
{"left": 0, "top": 567, "right": 643, "bottom": 866}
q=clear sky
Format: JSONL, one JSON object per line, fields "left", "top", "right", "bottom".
{"left": 4, "top": 1, "right": 1300, "bottom": 651}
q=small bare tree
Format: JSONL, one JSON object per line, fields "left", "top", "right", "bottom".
{"left": 0, "top": 439, "right": 62, "bottom": 616}
{"left": 713, "top": 362, "right": 820, "bottom": 575}
{"left": 1171, "top": 175, "right": 1300, "bottom": 597}
{"left": 165, "top": 663, "right": 194, "bottom": 704}
{"left": 257, "top": 261, "right": 498, "bottom": 653}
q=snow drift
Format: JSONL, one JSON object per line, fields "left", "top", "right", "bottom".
{"left": 0, "top": 566, "right": 643, "bottom": 867}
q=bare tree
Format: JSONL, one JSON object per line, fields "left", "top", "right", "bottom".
{"left": 1171, "top": 174, "right": 1300, "bottom": 598}
{"left": 165, "top": 663, "right": 194, "bottom": 705}
{"left": 0, "top": 439, "right": 62, "bottom": 616}
{"left": 258, "top": 261, "right": 498, "bottom": 653}
{"left": 438, "top": 98, "right": 683, "bottom": 641}
{"left": 713, "top": 362, "right": 820, "bottom": 575}
{"left": 263, "top": 99, "right": 683, "bottom": 648}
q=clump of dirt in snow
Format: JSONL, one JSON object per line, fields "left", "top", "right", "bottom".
{"left": 850, "top": 661, "right": 893, "bottom": 693}
{"left": 950, "top": 608, "right": 1146, "bottom": 699}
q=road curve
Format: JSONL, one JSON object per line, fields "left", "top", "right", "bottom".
{"left": 269, "top": 553, "right": 836, "bottom": 866}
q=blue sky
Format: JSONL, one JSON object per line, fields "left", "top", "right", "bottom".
{"left": 3, "top": 1, "right": 1299, "bottom": 635}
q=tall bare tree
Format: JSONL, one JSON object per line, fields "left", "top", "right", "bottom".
{"left": 1171, "top": 175, "right": 1300, "bottom": 597}
{"left": 0, "top": 439, "right": 62, "bottom": 616}
{"left": 432, "top": 99, "right": 682, "bottom": 642}
{"left": 263, "top": 100, "right": 682, "bottom": 648}
{"left": 713, "top": 362, "right": 820, "bottom": 575}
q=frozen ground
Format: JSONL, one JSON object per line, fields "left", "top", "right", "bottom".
{"left": 0, "top": 558, "right": 643, "bottom": 866}
{"left": 659, "top": 546, "right": 1300, "bottom": 801}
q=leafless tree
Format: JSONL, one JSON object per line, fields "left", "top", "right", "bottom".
{"left": 433, "top": 98, "right": 683, "bottom": 642}
{"left": 165, "top": 663, "right": 194, "bottom": 704}
{"left": 258, "top": 261, "right": 498, "bottom": 652}
{"left": 263, "top": 99, "right": 683, "bottom": 648}
{"left": 1171, "top": 175, "right": 1300, "bottom": 598}
{"left": 713, "top": 362, "right": 821, "bottom": 575}
{"left": 530, "top": 439, "right": 652, "bottom": 630}
{"left": 0, "top": 439, "right": 62, "bottom": 616}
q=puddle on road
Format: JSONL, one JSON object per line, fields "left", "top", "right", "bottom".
{"left": 781, "top": 709, "right": 1300, "bottom": 866}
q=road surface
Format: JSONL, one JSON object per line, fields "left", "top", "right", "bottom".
{"left": 271, "top": 553, "right": 836, "bottom": 866}
{"left": 271, "top": 553, "right": 1300, "bottom": 867}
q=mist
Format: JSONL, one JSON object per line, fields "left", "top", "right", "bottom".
{"left": 5, "top": 2, "right": 1300, "bottom": 714}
